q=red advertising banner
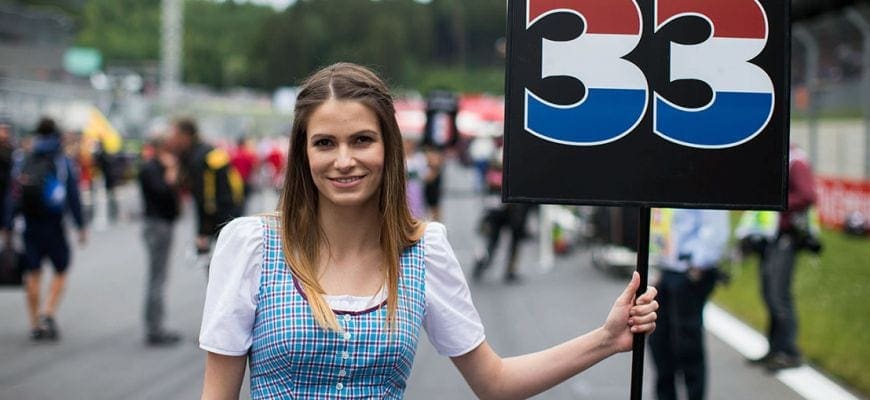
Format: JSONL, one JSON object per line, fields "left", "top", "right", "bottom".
{"left": 816, "top": 176, "right": 870, "bottom": 228}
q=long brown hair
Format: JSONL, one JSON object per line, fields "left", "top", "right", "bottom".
{"left": 279, "top": 62, "right": 424, "bottom": 331}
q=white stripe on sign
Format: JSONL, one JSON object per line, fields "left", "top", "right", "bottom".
{"left": 671, "top": 37, "right": 772, "bottom": 94}
{"left": 542, "top": 34, "right": 646, "bottom": 91}
{"left": 704, "top": 304, "right": 860, "bottom": 400}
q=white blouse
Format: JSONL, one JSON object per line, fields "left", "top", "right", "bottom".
{"left": 199, "top": 217, "right": 486, "bottom": 358}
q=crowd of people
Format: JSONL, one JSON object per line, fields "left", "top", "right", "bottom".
{"left": 0, "top": 115, "right": 288, "bottom": 346}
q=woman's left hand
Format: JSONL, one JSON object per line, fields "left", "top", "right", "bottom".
{"left": 602, "top": 272, "right": 658, "bottom": 353}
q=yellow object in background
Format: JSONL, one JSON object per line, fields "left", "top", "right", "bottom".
{"left": 83, "top": 107, "right": 122, "bottom": 154}
{"left": 649, "top": 208, "right": 674, "bottom": 260}
{"left": 734, "top": 210, "right": 780, "bottom": 240}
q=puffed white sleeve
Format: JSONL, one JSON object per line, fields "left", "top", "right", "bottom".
{"left": 198, "top": 216, "right": 263, "bottom": 356}
{"left": 423, "top": 222, "right": 486, "bottom": 357}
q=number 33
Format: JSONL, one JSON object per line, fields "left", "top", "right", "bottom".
{"left": 524, "top": 0, "right": 774, "bottom": 149}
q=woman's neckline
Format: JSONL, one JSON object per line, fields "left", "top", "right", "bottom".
{"left": 292, "top": 277, "right": 387, "bottom": 316}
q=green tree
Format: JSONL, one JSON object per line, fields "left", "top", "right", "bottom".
{"left": 462, "top": 0, "right": 507, "bottom": 66}
{"left": 76, "top": 0, "right": 160, "bottom": 63}
{"left": 184, "top": 0, "right": 274, "bottom": 88}
{"left": 251, "top": 0, "right": 437, "bottom": 89}
{"left": 20, "top": 0, "right": 508, "bottom": 93}
{"left": 1, "top": 0, "right": 85, "bottom": 25}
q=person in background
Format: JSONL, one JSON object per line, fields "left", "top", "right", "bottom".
{"left": 0, "top": 120, "right": 14, "bottom": 224}
{"left": 167, "top": 118, "right": 244, "bottom": 259}
{"left": 0, "top": 119, "right": 15, "bottom": 285}
{"left": 472, "top": 145, "right": 531, "bottom": 284}
{"left": 263, "top": 139, "right": 286, "bottom": 192}
{"left": 9, "top": 117, "right": 87, "bottom": 341}
{"left": 198, "top": 63, "right": 658, "bottom": 399}
{"left": 138, "top": 136, "right": 182, "bottom": 346}
{"left": 230, "top": 136, "right": 258, "bottom": 213}
{"left": 422, "top": 145, "right": 444, "bottom": 221}
{"left": 467, "top": 136, "right": 496, "bottom": 193}
{"left": 403, "top": 136, "right": 427, "bottom": 219}
{"left": 94, "top": 141, "right": 118, "bottom": 223}
{"left": 648, "top": 208, "right": 729, "bottom": 400}
{"left": 750, "top": 144, "right": 817, "bottom": 371}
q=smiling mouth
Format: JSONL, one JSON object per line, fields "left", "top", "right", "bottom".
{"left": 330, "top": 176, "right": 364, "bottom": 184}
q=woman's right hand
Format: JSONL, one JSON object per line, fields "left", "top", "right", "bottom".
{"left": 601, "top": 272, "right": 659, "bottom": 353}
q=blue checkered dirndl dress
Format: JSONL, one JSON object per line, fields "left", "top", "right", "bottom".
{"left": 249, "top": 220, "right": 426, "bottom": 399}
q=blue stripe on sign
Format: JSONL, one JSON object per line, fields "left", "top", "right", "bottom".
{"left": 655, "top": 91, "right": 773, "bottom": 148}
{"left": 526, "top": 88, "right": 646, "bottom": 145}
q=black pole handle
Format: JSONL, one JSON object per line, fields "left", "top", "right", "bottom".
{"left": 630, "top": 206, "right": 651, "bottom": 400}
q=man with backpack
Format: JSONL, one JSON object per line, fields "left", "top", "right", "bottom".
{"left": 167, "top": 118, "right": 244, "bottom": 261}
{"left": 10, "top": 117, "right": 87, "bottom": 341}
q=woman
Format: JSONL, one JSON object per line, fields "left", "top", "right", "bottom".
{"left": 199, "top": 63, "right": 658, "bottom": 399}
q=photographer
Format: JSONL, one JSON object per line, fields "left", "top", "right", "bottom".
{"left": 748, "top": 144, "right": 818, "bottom": 371}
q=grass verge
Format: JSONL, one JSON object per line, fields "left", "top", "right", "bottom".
{"left": 713, "top": 227, "right": 870, "bottom": 396}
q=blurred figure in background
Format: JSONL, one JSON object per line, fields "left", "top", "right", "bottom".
{"left": 0, "top": 119, "right": 16, "bottom": 288}
{"left": 138, "top": 136, "right": 182, "bottom": 346}
{"left": 404, "top": 136, "right": 427, "bottom": 219}
{"left": 467, "top": 135, "right": 496, "bottom": 193}
{"left": 230, "top": 136, "right": 258, "bottom": 213}
{"left": 94, "top": 141, "right": 118, "bottom": 223}
{"left": 422, "top": 145, "right": 444, "bottom": 221}
{"left": 648, "top": 208, "right": 729, "bottom": 400}
{"left": 70, "top": 133, "right": 96, "bottom": 224}
{"left": 167, "top": 118, "right": 244, "bottom": 260}
{"left": 9, "top": 117, "right": 87, "bottom": 341}
{"left": 472, "top": 146, "right": 531, "bottom": 284}
{"left": 263, "top": 138, "right": 286, "bottom": 192}
{"left": 0, "top": 120, "right": 14, "bottom": 223}
{"left": 750, "top": 144, "right": 818, "bottom": 371}
{"left": 420, "top": 90, "right": 458, "bottom": 222}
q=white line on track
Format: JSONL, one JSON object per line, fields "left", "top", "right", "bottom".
{"left": 704, "top": 304, "right": 860, "bottom": 400}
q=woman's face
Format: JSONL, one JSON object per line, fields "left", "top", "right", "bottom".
{"left": 306, "top": 99, "right": 385, "bottom": 211}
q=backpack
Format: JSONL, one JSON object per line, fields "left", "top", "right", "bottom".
{"left": 18, "top": 154, "right": 67, "bottom": 217}
{"left": 203, "top": 148, "right": 244, "bottom": 215}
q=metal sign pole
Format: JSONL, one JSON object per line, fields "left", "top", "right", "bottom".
{"left": 630, "top": 206, "right": 651, "bottom": 400}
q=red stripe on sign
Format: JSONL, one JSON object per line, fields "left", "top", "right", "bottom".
{"left": 528, "top": 0, "right": 640, "bottom": 35}
{"left": 656, "top": 0, "right": 766, "bottom": 39}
